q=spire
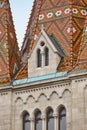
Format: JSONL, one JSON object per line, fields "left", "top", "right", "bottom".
{"left": 21, "top": 0, "right": 86, "bottom": 69}
{"left": 21, "top": 0, "right": 42, "bottom": 64}
{"left": 16, "top": 0, "right": 87, "bottom": 80}
{"left": 0, "top": 0, "right": 20, "bottom": 84}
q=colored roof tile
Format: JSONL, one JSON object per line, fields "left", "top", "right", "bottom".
{"left": 19, "top": 0, "right": 87, "bottom": 78}
{"left": 0, "top": 0, "right": 87, "bottom": 82}
{"left": 15, "top": 62, "right": 28, "bottom": 80}
{"left": 73, "top": 15, "right": 87, "bottom": 71}
{"left": 0, "top": 0, "right": 20, "bottom": 84}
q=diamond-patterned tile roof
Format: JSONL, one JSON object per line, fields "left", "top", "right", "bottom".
{"left": 0, "top": 0, "right": 87, "bottom": 82}
{"left": 73, "top": 15, "right": 87, "bottom": 71}
{"left": 0, "top": 0, "right": 20, "bottom": 84}
{"left": 15, "top": 62, "right": 28, "bottom": 80}
{"left": 17, "top": 0, "right": 87, "bottom": 79}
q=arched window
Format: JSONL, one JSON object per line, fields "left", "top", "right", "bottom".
{"left": 47, "top": 108, "right": 54, "bottom": 130}
{"left": 35, "top": 110, "right": 42, "bottom": 130}
{"left": 59, "top": 106, "right": 66, "bottom": 130}
{"left": 37, "top": 49, "right": 42, "bottom": 67}
{"left": 23, "top": 112, "right": 30, "bottom": 130}
{"left": 45, "top": 47, "right": 49, "bottom": 66}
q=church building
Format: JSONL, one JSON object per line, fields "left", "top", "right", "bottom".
{"left": 0, "top": 0, "right": 87, "bottom": 130}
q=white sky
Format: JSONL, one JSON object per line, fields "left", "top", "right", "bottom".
{"left": 9, "top": 0, "right": 34, "bottom": 48}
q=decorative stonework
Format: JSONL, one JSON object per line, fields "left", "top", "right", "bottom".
{"left": 75, "top": 78, "right": 87, "bottom": 83}
{"left": 0, "top": 92, "right": 8, "bottom": 96}
{"left": 17, "top": 0, "right": 87, "bottom": 79}
{"left": 14, "top": 81, "right": 71, "bottom": 104}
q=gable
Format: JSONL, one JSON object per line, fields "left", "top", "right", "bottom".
{"left": 28, "top": 29, "right": 62, "bottom": 77}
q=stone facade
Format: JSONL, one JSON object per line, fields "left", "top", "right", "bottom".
{"left": 0, "top": 0, "right": 87, "bottom": 130}
{"left": 28, "top": 29, "right": 61, "bottom": 78}
{"left": 0, "top": 71, "right": 87, "bottom": 130}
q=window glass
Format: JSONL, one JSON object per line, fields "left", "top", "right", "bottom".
{"left": 59, "top": 107, "right": 66, "bottom": 130}
{"left": 45, "top": 47, "right": 49, "bottom": 66}
{"left": 47, "top": 109, "right": 54, "bottom": 130}
{"left": 37, "top": 49, "right": 42, "bottom": 67}
{"left": 23, "top": 113, "right": 30, "bottom": 130}
{"left": 35, "top": 110, "right": 42, "bottom": 130}
{"left": 24, "top": 122, "right": 30, "bottom": 130}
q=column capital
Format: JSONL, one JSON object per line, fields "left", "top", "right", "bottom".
{"left": 41, "top": 114, "right": 46, "bottom": 120}
{"left": 53, "top": 113, "right": 58, "bottom": 118}
{"left": 30, "top": 117, "right": 35, "bottom": 121}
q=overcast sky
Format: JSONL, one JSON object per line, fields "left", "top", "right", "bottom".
{"left": 9, "top": 0, "right": 34, "bottom": 48}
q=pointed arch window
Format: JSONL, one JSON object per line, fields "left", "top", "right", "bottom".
{"left": 59, "top": 106, "right": 66, "bottom": 130}
{"left": 23, "top": 112, "right": 30, "bottom": 130}
{"left": 45, "top": 47, "right": 49, "bottom": 66}
{"left": 37, "top": 49, "right": 42, "bottom": 67}
{"left": 35, "top": 110, "right": 42, "bottom": 130}
{"left": 47, "top": 108, "right": 54, "bottom": 130}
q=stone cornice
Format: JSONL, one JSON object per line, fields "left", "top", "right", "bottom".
{"left": 0, "top": 70, "right": 87, "bottom": 93}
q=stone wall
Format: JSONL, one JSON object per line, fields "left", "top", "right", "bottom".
{"left": 0, "top": 73, "right": 87, "bottom": 130}
{"left": 0, "top": 89, "right": 12, "bottom": 130}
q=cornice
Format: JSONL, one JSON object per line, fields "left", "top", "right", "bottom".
{"left": 0, "top": 70, "right": 87, "bottom": 93}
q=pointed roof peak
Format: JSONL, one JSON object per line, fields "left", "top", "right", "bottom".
{"left": 0, "top": 0, "right": 20, "bottom": 84}
{"left": 12, "top": 0, "right": 87, "bottom": 80}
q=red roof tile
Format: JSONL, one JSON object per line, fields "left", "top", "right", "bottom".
{"left": 0, "top": 0, "right": 20, "bottom": 83}
{"left": 19, "top": 0, "right": 87, "bottom": 78}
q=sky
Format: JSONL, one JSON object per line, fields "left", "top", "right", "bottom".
{"left": 9, "top": 0, "right": 34, "bottom": 48}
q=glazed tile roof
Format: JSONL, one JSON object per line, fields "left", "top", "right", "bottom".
{"left": 0, "top": 0, "right": 20, "bottom": 84}
{"left": 15, "top": 62, "right": 28, "bottom": 80}
{"left": 49, "top": 34, "right": 66, "bottom": 57}
{"left": 18, "top": 0, "right": 87, "bottom": 80}
{"left": 15, "top": 0, "right": 87, "bottom": 79}
{"left": 73, "top": 15, "right": 87, "bottom": 71}
{"left": 0, "top": 0, "right": 87, "bottom": 82}
{"left": 21, "top": 0, "right": 42, "bottom": 62}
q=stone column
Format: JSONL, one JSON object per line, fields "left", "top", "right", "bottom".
{"left": 30, "top": 117, "right": 34, "bottom": 130}
{"left": 53, "top": 113, "right": 58, "bottom": 130}
{"left": 41, "top": 50, "right": 45, "bottom": 68}
{"left": 42, "top": 114, "right": 46, "bottom": 130}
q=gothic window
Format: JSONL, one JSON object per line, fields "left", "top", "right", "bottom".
{"left": 23, "top": 112, "right": 30, "bottom": 130}
{"left": 45, "top": 47, "right": 49, "bottom": 66}
{"left": 59, "top": 106, "right": 66, "bottom": 130}
{"left": 35, "top": 110, "right": 42, "bottom": 130}
{"left": 37, "top": 49, "right": 42, "bottom": 67}
{"left": 47, "top": 108, "right": 54, "bottom": 130}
